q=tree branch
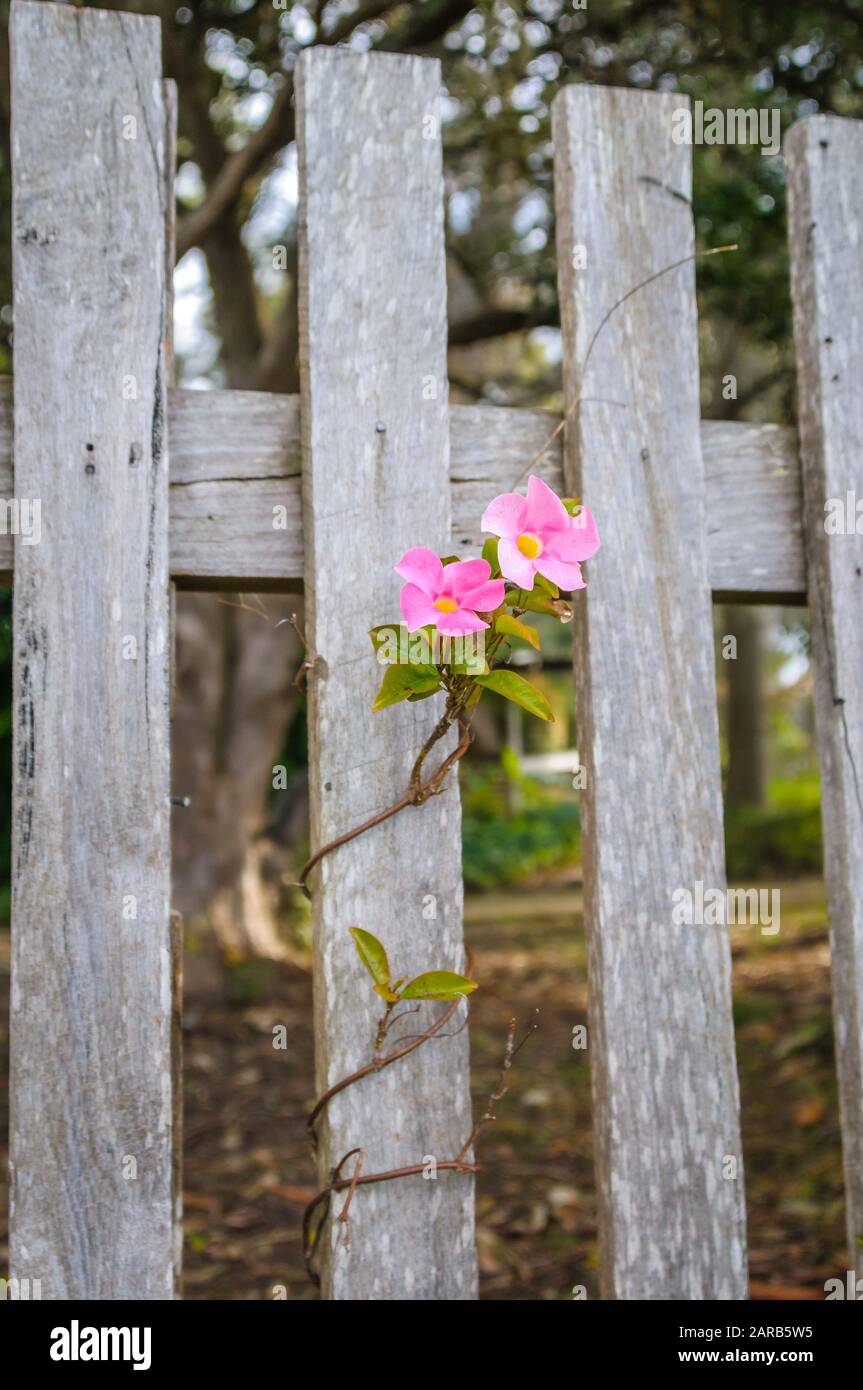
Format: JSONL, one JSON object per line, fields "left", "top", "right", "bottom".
{"left": 176, "top": 0, "right": 474, "bottom": 257}
{"left": 175, "top": 0, "right": 398, "bottom": 257}
{"left": 449, "top": 304, "right": 557, "bottom": 346}
{"left": 177, "top": 85, "right": 295, "bottom": 259}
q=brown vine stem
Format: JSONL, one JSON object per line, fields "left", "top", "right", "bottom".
{"left": 302, "top": 1011, "right": 536, "bottom": 1287}
{"left": 275, "top": 611, "right": 316, "bottom": 691}
{"left": 296, "top": 714, "right": 473, "bottom": 898}
{"left": 336, "top": 1147, "right": 365, "bottom": 1252}
{"left": 307, "top": 944, "right": 476, "bottom": 1139}
{"left": 455, "top": 1011, "right": 539, "bottom": 1164}
{"left": 509, "top": 243, "right": 738, "bottom": 489}
{"left": 302, "top": 1157, "right": 481, "bottom": 1285}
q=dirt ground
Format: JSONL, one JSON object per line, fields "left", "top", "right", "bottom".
{"left": 0, "top": 877, "right": 847, "bottom": 1300}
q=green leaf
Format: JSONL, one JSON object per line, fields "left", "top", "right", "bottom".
{"left": 372, "top": 662, "right": 441, "bottom": 711}
{"left": 503, "top": 586, "right": 527, "bottom": 609}
{"left": 520, "top": 588, "right": 573, "bottom": 623}
{"left": 473, "top": 669, "right": 554, "bottom": 722}
{"left": 373, "top": 982, "right": 401, "bottom": 1003}
{"left": 350, "top": 927, "right": 391, "bottom": 989}
{"left": 400, "top": 970, "right": 478, "bottom": 1001}
{"left": 481, "top": 536, "right": 500, "bottom": 575}
{"left": 449, "top": 650, "right": 488, "bottom": 676}
{"left": 495, "top": 612, "right": 541, "bottom": 651}
{"left": 534, "top": 572, "right": 559, "bottom": 598}
{"left": 562, "top": 496, "right": 582, "bottom": 516}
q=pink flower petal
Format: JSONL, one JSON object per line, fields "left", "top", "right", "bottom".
{"left": 394, "top": 546, "right": 444, "bottom": 598}
{"left": 544, "top": 509, "right": 600, "bottom": 564}
{"left": 534, "top": 554, "right": 585, "bottom": 591}
{"left": 525, "top": 473, "right": 570, "bottom": 535}
{"left": 442, "top": 557, "right": 491, "bottom": 601}
{"left": 498, "top": 538, "right": 538, "bottom": 589}
{"left": 460, "top": 578, "right": 505, "bottom": 612}
{"left": 399, "top": 582, "right": 440, "bottom": 632}
{"left": 543, "top": 531, "right": 581, "bottom": 563}
{"left": 437, "top": 607, "right": 489, "bottom": 636}
{"left": 566, "top": 504, "right": 600, "bottom": 560}
{"left": 480, "top": 491, "right": 527, "bottom": 539}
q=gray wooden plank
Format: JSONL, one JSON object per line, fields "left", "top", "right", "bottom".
{"left": 297, "top": 46, "right": 476, "bottom": 1300}
{"left": 450, "top": 406, "right": 804, "bottom": 603}
{"left": 0, "top": 381, "right": 807, "bottom": 597}
{"left": 553, "top": 85, "right": 748, "bottom": 1299}
{"left": 787, "top": 113, "right": 863, "bottom": 1278}
{"left": 700, "top": 419, "right": 804, "bottom": 602}
{"left": 9, "top": 0, "right": 175, "bottom": 1298}
{"left": 166, "top": 386, "right": 301, "bottom": 588}
{"left": 163, "top": 75, "right": 183, "bottom": 1298}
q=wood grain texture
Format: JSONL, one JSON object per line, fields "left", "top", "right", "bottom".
{"left": 553, "top": 85, "right": 747, "bottom": 1299}
{"left": 450, "top": 406, "right": 804, "bottom": 602}
{"left": 9, "top": 0, "right": 175, "bottom": 1298}
{"left": 167, "top": 387, "right": 302, "bottom": 588}
{"left": 0, "top": 382, "right": 805, "bottom": 597}
{"left": 787, "top": 114, "right": 863, "bottom": 1275}
{"left": 297, "top": 47, "right": 476, "bottom": 1300}
{"left": 700, "top": 419, "right": 804, "bottom": 602}
{"left": 163, "top": 75, "right": 183, "bottom": 1298}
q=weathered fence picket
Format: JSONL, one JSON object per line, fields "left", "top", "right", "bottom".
{"left": 296, "top": 47, "right": 476, "bottom": 1300}
{"left": 787, "top": 115, "right": 863, "bottom": 1281}
{"left": 3, "top": 0, "right": 862, "bottom": 1302}
{"left": 553, "top": 86, "right": 748, "bottom": 1300}
{"left": 9, "top": 0, "right": 176, "bottom": 1298}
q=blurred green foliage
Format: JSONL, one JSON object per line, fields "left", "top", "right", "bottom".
{"left": 461, "top": 749, "right": 580, "bottom": 888}
{"left": 463, "top": 753, "right": 823, "bottom": 889}
{"left": 725, "top": 772, "right": 823, "bottom": 880}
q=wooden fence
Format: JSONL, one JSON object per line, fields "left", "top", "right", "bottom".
{"left": 4, "top": 0, "right": 861, "bottom": 1300}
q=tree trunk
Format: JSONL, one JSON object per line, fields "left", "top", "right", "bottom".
{"left": 171, "top": 593, "right": 303, "bottom": 959}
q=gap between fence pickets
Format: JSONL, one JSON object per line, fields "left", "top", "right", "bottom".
{"left": 0, "top": 379, "right": 805, "bottom": 599}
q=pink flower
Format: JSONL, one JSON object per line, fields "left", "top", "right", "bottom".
{"left": 395, "top": 548, "right": 505, "bottom": 637}
{"left": 481, "top": 474, "right": 600, "bottom": 591}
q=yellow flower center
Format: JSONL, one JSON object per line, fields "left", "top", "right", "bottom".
{"left": 517, "top": 532, "right": 542, "bottom": 559}
{"left": 434, "top": 596, "right": 458, "bottom": 613}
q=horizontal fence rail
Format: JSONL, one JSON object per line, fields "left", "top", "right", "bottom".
{"left": 0, "top": 383, "right": 804, "bottom": 598}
